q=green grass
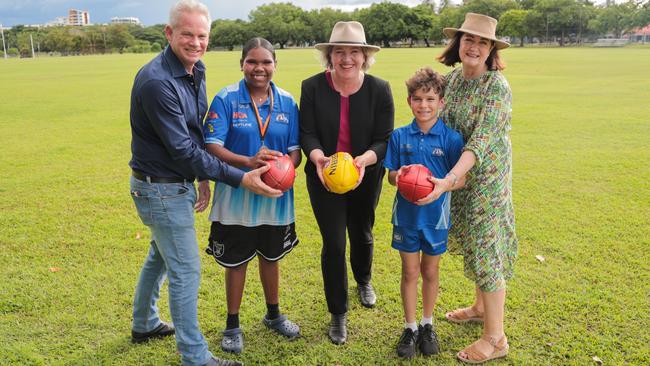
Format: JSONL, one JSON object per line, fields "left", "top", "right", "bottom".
{"left": 1, "top": 47, "right": 649, "bottom": 365}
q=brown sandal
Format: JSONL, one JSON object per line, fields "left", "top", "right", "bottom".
{"left": 457, "top": 334, "right": 509, "bottom": 364}
{"left": 445, "top": 307, "right": 484, "bottom": 324}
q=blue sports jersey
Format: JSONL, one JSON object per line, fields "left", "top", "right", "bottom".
{"left": 203, "top": 79, "right": 300, "bottom": 226}
{"left": 384, "top": 118, "right": 464, "bottom": 230}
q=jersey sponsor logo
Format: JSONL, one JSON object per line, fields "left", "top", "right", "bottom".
{"left": 393, "top": 232, "right": 403, "bottom": 242}
{"left": 400, "top": 143, "right": 414, "bottom": 155}
{"left": 207, "top": 124, "right": 214, "bottom": 133}
{"left": 232, "top": 122, "right": 252, "bottom": 128}
{"left": 208, "top": 111, "right": 219, "bottom": 120}
{"left": 233, "top": 111, "right": 248, "bottom": 119}
{"left": 275, "top": 113, "right": 289, "bottom": 123}
{"left": 432, "top": 148, "right": 444, "bottom": 157}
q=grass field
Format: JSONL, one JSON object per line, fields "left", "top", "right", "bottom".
{"left": 1, "top": 47, "right": 649, "bottom": 365}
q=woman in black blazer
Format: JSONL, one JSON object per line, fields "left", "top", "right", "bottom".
{"left": 299, "top": 21, "right": 394, "bottom": 345}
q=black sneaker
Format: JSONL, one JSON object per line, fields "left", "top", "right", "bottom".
{"left": 396, "top": 328, "right": 418, "bottom": 358}
{"left": 418, "top": 324, "right": 440, "bottom": 356}
{"left": 131, "top": 322, "right": 175, "bottom": 344}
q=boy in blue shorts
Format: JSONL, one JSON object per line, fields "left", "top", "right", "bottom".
{"left": 384, "top": 67, "right": 464, "bottom": 358}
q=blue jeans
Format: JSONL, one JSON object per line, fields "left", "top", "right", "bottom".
{"left": 130, "top": 176, "right": 212, "bottom": 366}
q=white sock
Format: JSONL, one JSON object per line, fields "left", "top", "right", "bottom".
{"left": 420, "top": 317, "right": 433, "bottom": 326}
{"left": 404, "top": 321, "right": 417, "bottom": 331}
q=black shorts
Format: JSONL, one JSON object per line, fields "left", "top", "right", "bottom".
{"left": 206, "top": 222, "right": 298, "bottom": 268}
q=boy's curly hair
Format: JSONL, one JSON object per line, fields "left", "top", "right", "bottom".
{"left": 405, "top": 67, "right": 446, "bottom": 98}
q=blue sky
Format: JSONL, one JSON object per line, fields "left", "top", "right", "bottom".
{"left": 0, "top": 0, "right": 422, "bottom": 27}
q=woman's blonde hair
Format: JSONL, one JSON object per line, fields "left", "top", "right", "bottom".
{"left": 318, "top": 46, "right": 376, "bottom": 72}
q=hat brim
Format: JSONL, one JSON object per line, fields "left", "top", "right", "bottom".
{"left": 314, "top": 42, "right": 381, "bottom": 53}
{"left": 443, "top": 27, "right": 510, "bottom": 50}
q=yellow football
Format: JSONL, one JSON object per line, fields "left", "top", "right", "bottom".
{"left": 323, "top": 152, "right": 359, "bottom": 194}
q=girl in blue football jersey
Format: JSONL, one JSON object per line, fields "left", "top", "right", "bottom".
{"left": 203, "top": 37, "right": 301, "bottom": 354}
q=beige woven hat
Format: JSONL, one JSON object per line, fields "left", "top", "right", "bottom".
{"left": 443, "top": 13, "right": 510, "bottom": 50}
{"left": 315, "top": 21, "right": 380, "bottom": 53}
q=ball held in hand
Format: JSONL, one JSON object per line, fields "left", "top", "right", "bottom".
{"left": 262, "top": 155, "right": 296, "bottom": 192}
{"left": 397, "top": 164, "right": 434, "bottom": 203}
{"left": 323, "top": 152, "right": 359, "bottom": 194}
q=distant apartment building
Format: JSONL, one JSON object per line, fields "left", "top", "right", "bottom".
{"left": 68, "top": 9, "right": 90, "bottom": 26}
{"left": 46, "top": 16, "right": 67, "bottom": 27}
{"left": 111, "top": 17, "right": 142, "bottom": 26}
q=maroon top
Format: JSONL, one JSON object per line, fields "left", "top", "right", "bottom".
{"left": 325, "top": 71, "right": 352, "bottom": 153}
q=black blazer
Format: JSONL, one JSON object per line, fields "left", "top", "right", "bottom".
{"left": 299, "top": 72, "right": 394, "bottom": 178}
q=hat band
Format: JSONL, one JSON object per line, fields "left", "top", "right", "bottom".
{"left": 330, "top": 41, "right": 368, "bottom": 45}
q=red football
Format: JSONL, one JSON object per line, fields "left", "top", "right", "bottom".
{"left": 397, "top": 164, "right": 434, "bottom": 203}
{"left": 262, "top": 155, "right": 296, "bottom": 192}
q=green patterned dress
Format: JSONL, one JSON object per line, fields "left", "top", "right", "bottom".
{"left": 441, "top": 68, "right": 517, "bottom": 292}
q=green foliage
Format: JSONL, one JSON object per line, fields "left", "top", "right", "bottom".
{"left": 42, "top": 27, "right": 75, "bottom": 54}
{"left": 130, "top": 24, "right": 167, "bottom": 47}
{"left": 499, "top": 9, "right": 530, "bottom": 46}
{"left": 107, "top": 25, "right": 136, "bottom": 53}
{"left": 359, "top": 2, "right": 411, "bottom": 47}
{"left": 210, "top": 19, "right": 250, "bottom": 51}
{"left": 462, "top": 0, "right": 520, "bottom": 19}
{"left": 305, "top": 8, "right": 350, "bottom": 43}
{"left": 150, "top": 42, "right": 162, "bottom": 53}
{"left": 436, "top": 6, "right": 465, "bottom": 41}
{"left": 4, "top": 0, "right": 650, "bottom": 54}
{"left": 0, "top": 47, "right": 649, "bottom": 365}
{"left": 589, "top": 2, "right": 638, "bottom": 38}
{"left": 248, "top": 2, "right": 307, "bottom": 48}
{"left": 407, "top": 4, "right": 440, "bottom": 46}
{"left": 6, "top": 47, "right": 19, "bottom": 56}
{"left": 125, "top": 40, "right": 154, "bottom": 53}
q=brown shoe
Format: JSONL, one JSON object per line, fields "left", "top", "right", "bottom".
{"left": 457, "top": 334, "right": 509, "bottom": 364}
{"left": 445, "top": 307, "right": 484, "bottom": 324}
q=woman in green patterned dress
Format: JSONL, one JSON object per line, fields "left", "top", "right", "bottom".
{"left": 427, "top": 13, "right": 517, "bottom": 363}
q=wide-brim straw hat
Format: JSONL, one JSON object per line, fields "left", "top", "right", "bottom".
{"left": 443, "top": 13, "right": 510, "bottom": 50}
{"left": 315, "top": 21, "right": 381, "bottom": 54}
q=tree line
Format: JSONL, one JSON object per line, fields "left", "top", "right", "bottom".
{"left": 2, "top": 0, "right": 649, "bottom": 57}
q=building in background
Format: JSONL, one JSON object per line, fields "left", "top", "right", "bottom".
{"left": 68, "top": 9, "right": 90, "bottom": 26}
{"left": 45, "top": 16, "right": 67, "bottom": 27}
{"left": 629, "top": 25, "right": 650, "bottom": 43}
{"left": 111, "top": 17, "right": 142, "bottom": 26}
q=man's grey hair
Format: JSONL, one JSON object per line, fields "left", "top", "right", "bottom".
{"left": 169, "top": 0, "right": 211, "bottom": 28}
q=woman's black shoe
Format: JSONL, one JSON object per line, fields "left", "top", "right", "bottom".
{"left": 328, "top": 313, "right": 347, "bottom": 345}
{"left": 357, "top": 283, "right": 376, "bottom": 308}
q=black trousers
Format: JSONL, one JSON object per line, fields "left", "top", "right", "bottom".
{"left": 306, "top": 166, "right": 385, "bottom": 315}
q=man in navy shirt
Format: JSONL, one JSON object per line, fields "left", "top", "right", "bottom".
{"left": 128, "top": 1, "right": 280, "bottom": 365}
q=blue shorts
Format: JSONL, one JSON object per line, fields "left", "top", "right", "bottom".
{"left": 391, "top": 226, "right": 448, "bottom": 256}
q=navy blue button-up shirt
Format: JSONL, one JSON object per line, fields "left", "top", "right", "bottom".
{"left": 129, "top": 46, "right": 243, "bottom": 187}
